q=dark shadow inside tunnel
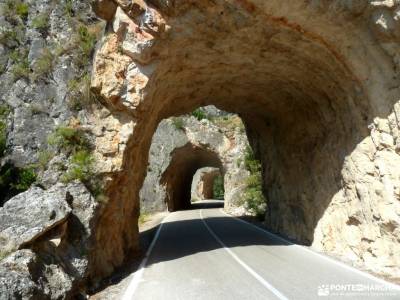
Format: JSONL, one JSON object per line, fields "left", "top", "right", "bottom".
{"left": 160, "top": 143, "right": 223, "bottom": 211}
{"left": 145, "top": 203, "right": 292, "bottom": 268}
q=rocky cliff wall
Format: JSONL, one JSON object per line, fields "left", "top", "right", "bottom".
{"left": 0, "top": 0, "right": 106, "bottom": 297}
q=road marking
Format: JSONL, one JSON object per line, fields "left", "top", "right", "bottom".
{"left": 219, "top": 208, "right": 400, "bottom": 291}
{"left": 200, "top": 209, "right": 288, "bottom": 300}
{"left": 121, "top": 214, "right": 168, "bottom": 300}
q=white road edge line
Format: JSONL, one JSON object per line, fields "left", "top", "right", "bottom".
{"left": 219, "top": 208, "right": 400, "bottom": 291}
{"left": 200, "top": 209, "right": 288, "bottom": 300}
{"left": 121, "top": 214, "right": 168, "bottom": 300}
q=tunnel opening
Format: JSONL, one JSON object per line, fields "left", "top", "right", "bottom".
{"left": 161, "top": 143, "right": 223, "bottom": 211}
{"left": 90, "top": 0, "right": 400, "bottom": 281}
{"left": 191, "top": 167, "right": 224, "bottom": 201}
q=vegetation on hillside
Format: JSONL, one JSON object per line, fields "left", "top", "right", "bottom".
{"left": 47, "top": 126, "right": 95, "bottom": 184}
{"left": 241, "top": 146, "right": 267, "bottom": 219}
{"left": 213, "top": 174, "right": 224, "bottom": 200}
{"left": 172, "top": 117, "right": 185, "bottom": 130}
{"left": 0, "top": 163, "right": 37, "bottom": 204}
{"left": 191, "top": 108, "right": 208, "bottom": 121}
{"left": 210, "top": 115, "right": 245, "bottom": 134}
{"left": 0, "top": 105, "right": 10, "bottom": 157}
{"left": 0, "top": 1, "right": 105, "bottom": 205}
{"left": 0, "top": 104, "right": 37, "bottom": 204}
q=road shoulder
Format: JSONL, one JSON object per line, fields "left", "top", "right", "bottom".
{"left": 89, "top": 211, "right": 169, "bottom": 300}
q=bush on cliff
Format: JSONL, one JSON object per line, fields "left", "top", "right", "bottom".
{"left": 0, "top": 105, "right": 10, "bottom": 157}
{"left": 213, "top": 174, "right": 224, "bottom": 200}
{"left": 242, "top": 146, "right": 267, "bottom": 219}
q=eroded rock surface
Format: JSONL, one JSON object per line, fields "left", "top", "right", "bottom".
{"left": 90, "top": 0, "right": 400, "bottom": 281}
{"left": 0, "top": 250, "right": 47, "bottom": 300}
{"left": 0, "top": 185, "right": 71, "bottom": 253}
{"left": 0, "top": 181, "right": 99, "bottom": 299}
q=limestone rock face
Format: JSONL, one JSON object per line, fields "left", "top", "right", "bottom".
{"left": 0, "top": 0, "right": 106, "bottom": 297}
{"left": 0, "top": 248, "right": 75, "bottom": 300}
{"left": 0, "top": 182, "right": 99, "bottom": 299}
{"left": 0, "top": 0, "right": 103, "bottom": 167}
{"left": 0, "top": 185, "right": 71, "bottom": 253}
{"left": 89, "top": 0, "right": 400, "bottom": 282}
{"left": 0, "top": 250, "right": 47, "bottom": 300}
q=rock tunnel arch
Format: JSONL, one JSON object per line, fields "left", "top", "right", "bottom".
{"left": 90, "top": 0, "right": 400, "bottom": 281}
{"left": 161, "top": 143, "right": 223, "bottom": 211}
{"left": 191, "top": 167, "right": 222, "bottom": 201}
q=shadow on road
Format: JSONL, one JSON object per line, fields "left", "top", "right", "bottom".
{"left": 89, "top": 200, "right": 289, "bottom": 295}
{"left": 191, "top": 199, "right": 225, "bottom": 209}
{"left": 145, "top": 204, "right": 291, "bottom": 268}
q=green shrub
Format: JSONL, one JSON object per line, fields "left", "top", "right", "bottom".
{"left": 37, "top": 150, "right": 54, "bottom": 170}
{"left": 191, "top": 108, "right": 208, "bottom": 121}
{"left": 0, "top": 105, "right": 10, "bottom": 157}
{"left": 0, "top": 164, "right": 13, "bottom": 197}
{"left": 67, "top": 73, "right": 94, "bottom": 110}
{"left": 10, "top": 48, "right": 29, "bottom": 80}
{"left": 15, "top": 2, "right": 29, "bottom": 19}
{"left": 12, "top": 167, "right": 36, "bottom": 192}
{"left": 32, "top": 49, "right": 53, "bottom": 80}
{"left": 77, "top": 25, "right": 96, "bottom": 59}
{"left": 64, "top": 0, "right": 74, "bottom": 17}
{"left": 11, "top": 60, "right": 29, "bottom": 80}
{"left": 72, "top": 25, "right": 97, "bottom": 68}
{"left": 0, "top": 129, "right": 7, "bottom": 158}
{"left": 213, "top": 174, "right": 224, "bottom": 200}
{"left": 0, "top": 29, "right": 18, "bottom": 45}
{"left": 61, "top": 150, "right": 93, "bottom": 184}
{"left": 244, "top": 146, "right": 261, "bottom": 174}
{"left": 4, "top": 1, "right": 28, "bottom": 20}
{"left": 243, "top": 184, "right": 265, "bottom": 218}
{"left": 0, "top": 163, "right": 37, "bottom": 203}
{"left": 242, "top": 147, "right": 267, "bottom": 218}
{"left": 32, "top": 13, "right": 49, "bottom": 31}
{"left": 172, "top": 117, "right": 184, "bottom": 130}
{"left": 48, "top": 126, "right": 91, "bottom": 154}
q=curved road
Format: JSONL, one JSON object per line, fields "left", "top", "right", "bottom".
{"left": 122, "top": 201, "right": 400, "bottom": 300}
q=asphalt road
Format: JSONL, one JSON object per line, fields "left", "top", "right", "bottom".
{"left": 123, "top": 201, "right": 400, "bottom": 300}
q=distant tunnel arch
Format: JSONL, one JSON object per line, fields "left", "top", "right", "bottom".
{"left": 161, "top": 143, "right": 223, "bottom": 211}
{"left": 191, "top": 167, "right": 222, "bottom": 201}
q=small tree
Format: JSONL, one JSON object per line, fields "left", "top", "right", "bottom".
{"left": 213, "top": 174, "right": 224, "bottom": 200}
{"left": 242, "top": 147, "right": 267, "bottom": 219}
